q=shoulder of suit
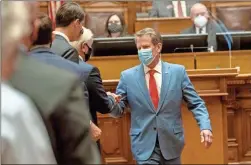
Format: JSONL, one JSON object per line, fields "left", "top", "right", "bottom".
{"left": 163, "top": 61, "right": 185, "bottom": 71}
{"left": 51, "top": 37, "right": 73, "bottom": 50}
{"left": 10, "top": 55, "right": 80, "bottom": 113}
{"left": 121, "top": 65, "right": 139, "bottom": 75}
{"left": 79, "top": 61, "right": 94, "bottom": 71}
{"left": 1, "top": 83, "right": 36, "bottom": 114}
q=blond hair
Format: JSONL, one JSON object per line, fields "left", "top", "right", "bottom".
{"left": 70, "top": 27, "right": 93, "bottom": 50}
{"left": 2, "top": 1, "right": 30, "bottom": 50}
{"left": 135, "top": 28, "right": 162, "bottom": 45}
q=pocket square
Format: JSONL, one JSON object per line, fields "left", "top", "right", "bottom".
{"left": 166, "top": 4, "right": 173, "bottom": 9}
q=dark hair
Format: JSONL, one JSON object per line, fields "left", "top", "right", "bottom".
{"left": 56, "top": 2, "right": 85, "bottom": 27}
{"left": 104, "top": 13, "right": 127, "bottom": 37}
{"left": 33, "top": 12, "right": 52, "bottom": 45}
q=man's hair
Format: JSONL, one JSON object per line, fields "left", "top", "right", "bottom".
{"left": 33, "top": 13, "right": 52, "bottom": 45}
{"left": 70, "top": 27, "right": 93, "bottom": 50}
{"left": 2, "top": 1, "right": 30, "bottom": 50}
{"left": 135, "top": 28, "right": 162, "bottom": 45}
{"left": 56, "top": 2, "right": 85, "bottom": 27}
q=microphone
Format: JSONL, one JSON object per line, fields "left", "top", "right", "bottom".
{"left": 208, "top": 11, "right": 233, "bottom": 68}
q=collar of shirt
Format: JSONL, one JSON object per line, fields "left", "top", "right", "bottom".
{"left": 79, "top": 55, "right": 84, "bottom": 61}
{"left": 196, "top": 26, "right": 206, "bottom": 34}
{"left": 30, "top": 44, "right": 51, "bottom": 51}
{"left": 143, "top": 60, "right": 162, "bottom": 75}
{"left": 53, "top": 31, "right": 70, "bottom": 43}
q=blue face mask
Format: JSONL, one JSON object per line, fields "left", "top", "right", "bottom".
{"left": 138, "top": 48, "right": 154, "bottom": 66}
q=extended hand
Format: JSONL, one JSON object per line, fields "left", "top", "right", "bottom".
{"left": 200, "top": 130, "right": 213, "bottom": 148}
{"left": 107, "top": 91, "right": 121, "bottom": 103}
{"left": 90, "top": 122, "right": 102, "bottom": 141}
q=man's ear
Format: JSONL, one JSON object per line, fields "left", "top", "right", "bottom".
{"left": 73, "top": 19, "right": 79, "bottom": 27}
{"left": 157, "top": 43, "right": 162, "bottom": 53}
{"left": 80, "top": 43, "right": 86, "bottom": 53}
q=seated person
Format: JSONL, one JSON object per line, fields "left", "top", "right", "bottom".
{"left": 149, "top": 0, "right": 199, "bottom": 18}
{"left": 181, "top": 3, "right": 229, "bottom": 51}
{"left": 104, "top": 13, "right": 128, "bottom": 38}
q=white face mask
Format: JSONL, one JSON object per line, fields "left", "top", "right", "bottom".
{"left": 194, "top": 15, "right": 208, "bottom": 28}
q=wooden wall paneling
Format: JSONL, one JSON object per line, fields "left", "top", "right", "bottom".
{"left": 39, "top": 1, "right": 49, "bottom": 14}
{"left": 225, "top": 86, "right": 241, "bottom": 163}
{"left": 237, "top": 85, "right": 251, "bottom": 161}
{"left": 136, "top": 1, "right": 152, "bottom": 13}
{"left": 212, "top": 1, "right": 251, "bottom": 31}
{"left": 135, "top": 17, "right": 192, "bottom": 34}
{"left": 227, "top": 75, "right": 251, "bottom": 164}
{"left": 127, "top": 2, "right": 137, "bottom": 35}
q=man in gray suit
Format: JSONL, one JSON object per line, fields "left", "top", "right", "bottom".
{"left": 51, "top": 2, "right": 84, "bottom": 64}
{"left": 181, "top": 3, "right": 228, "bottom": 51}
{"left": 9, "top": 2, "right": 100, "bottom": 165}
{"left": 149, "top": 0, "right": 198, "bottom": 18}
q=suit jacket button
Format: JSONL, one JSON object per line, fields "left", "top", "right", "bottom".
{"left": 153, "top": 127, "right": 156, "bottom": 130}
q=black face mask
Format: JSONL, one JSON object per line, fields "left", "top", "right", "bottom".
{"left": 84, "top": 44, "right": 92, "bottom": 62}
{"left": 108, "top": 23, "right": 123, "bottom": 33}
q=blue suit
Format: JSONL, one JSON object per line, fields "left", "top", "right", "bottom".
{"left": 111, "top": 61, "right": 212, "bottom": 162}
{"left": 29, "top": 47, "right": 89, "bottom": 101}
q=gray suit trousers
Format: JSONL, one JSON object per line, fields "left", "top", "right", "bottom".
{"left": 136, "top": 138, "right": 181, "bottom": 165}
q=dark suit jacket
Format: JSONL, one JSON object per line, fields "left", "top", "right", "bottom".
{"left": 10, "top": 49, "right": 100, "bottom": 165}
{"left": 181, "top": 20, "right": 224, "bottom": 51}
{"left": 149, "top": 0, "right": 198, "bottom": 17}
{"left": 79, "top": 60, "right": 114, "bottom": 125}
{"left": 51, "top": 34, "right": 79, "bottom": 63}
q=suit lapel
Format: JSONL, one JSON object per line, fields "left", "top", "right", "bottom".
{"left": 136, "top": 65, "right": 155, "bottom": 111}
{"left": 157, "top": 62, "right": 171, "bottom": 112}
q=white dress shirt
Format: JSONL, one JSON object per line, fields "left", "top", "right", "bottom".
{"left": 196, "top": 26, "right": 207, "bottom": 34}
{"left": 53, "top": 31, "right": 70, "bottom": 42}
{"left": 172, "top": 1, "right": 187, "bottom": 17}
{"left": 143, "top": 60, "right": 162, "bottom": 97}
{"left": 1, "top": 83, "right": 56, "bottom": 164}
{"left": 79, "top": 55, "right": 84, "bottom": 61}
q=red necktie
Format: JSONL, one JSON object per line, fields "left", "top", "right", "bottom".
{"left": 149, "top": 70, "right": 159, "bottom": 110}
{"left": 177, "top": 0, "right": 184, "bottom": 17}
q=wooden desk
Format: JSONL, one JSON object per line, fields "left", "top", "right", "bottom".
{"left": 88, "top": 50, "right": 251, "bottom": 80}
{"left": 135, "top": 17, "right": 193, "bottom": 34}
{"left": 100, "top": 69, "right": 239, "bottom": 164}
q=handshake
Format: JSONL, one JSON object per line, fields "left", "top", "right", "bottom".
{"left": 106, "top": 91, "right": 121, "bottom": 103}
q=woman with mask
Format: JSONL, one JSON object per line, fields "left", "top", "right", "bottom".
{"left": 104, "top": 13, "right": 128, "bottom": 38}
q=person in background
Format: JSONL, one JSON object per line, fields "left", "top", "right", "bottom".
{"left": 104, "top": 13, "right": 128, "bottom": 38}
{"left": 149, "top": 0, "right": 199, "bottom": 18}
{"left": 71, "top": 27, "right": 94, "bottom": 62}
{"left": 51, "top": 2, "right": 84, "bottom": 63}
{"left": 181, "top": 3, "right": 229, "bottom": 51}
{"left": 30, "top": 13, "right": 103, "bottom": 142}
{"left": 1, "top": 1, "right": 56, "bottom": 164}
{"left": 110, "top": 28, "right": 213, "bottom": 164}
{"left": 9, "top": 2, "right": 100, "bottom": 165}
{"left": 70, "top": 27, "right": 119, "bottom": 151}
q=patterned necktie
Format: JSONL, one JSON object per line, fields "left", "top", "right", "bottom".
{"left": 148, "top": 70, "right": 159, "bottom": 110}
{"left": 177, "top": 0, "right": 184, "bottom": 17}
